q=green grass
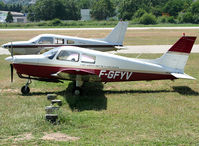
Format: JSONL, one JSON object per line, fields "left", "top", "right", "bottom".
{"left": 1, "top": 20, "right": 199, "bottom": 29}
{"left": 0, "top": 54, "right": 199, "bottom": 145}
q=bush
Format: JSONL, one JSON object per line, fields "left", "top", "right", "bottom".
{"left": 158, "top": 16, "right": 168, "bottom": 23}
{"left": 178, "top": 12, "right": 193, "bottom": 23}
{"left": 167, "top": 16, "right": 176, "bottom": 23}
{"left": 49, "top": 19, "right": 63, "bottom": 26}
{"left": 139, "top": 13, "right": 157, "bottom": 25}
{"left": 192, "top": 14, "right": 199, "bottom": 24}
{"left": 131, "top": 18, "right": 140, "bottom": 24}
{"left": 133, "top": 8, "right": 146, "bottom": 19}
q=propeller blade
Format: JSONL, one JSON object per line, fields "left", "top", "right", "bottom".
{"left": 10, "top": 64, "right": 13, "bottom": 82}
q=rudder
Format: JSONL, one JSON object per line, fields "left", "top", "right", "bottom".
{"left": 155, "top": 36, "right": 197, "bottom": 73}
{"left": 103, "top": 21, "right": 128, "bottom": 45}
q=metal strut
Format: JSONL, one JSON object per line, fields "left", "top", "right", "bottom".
{"left": 25, "top": 76, "right": 32, "bottom": 87}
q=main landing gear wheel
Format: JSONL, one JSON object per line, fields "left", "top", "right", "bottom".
{"left": 73, "top": 87, "right": 81, "bottom": 96}
{"left": 21, "top": 86, "right": 30, "bottom": 95}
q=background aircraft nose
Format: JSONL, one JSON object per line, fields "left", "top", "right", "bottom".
{"left": 5, "top": 56, "right": 14, "bottom": 62}
{"left": 2, "top": 44, "right": 8, "bottom": 48}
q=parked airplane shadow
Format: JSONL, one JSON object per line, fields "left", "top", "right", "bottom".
{"left": 21, "top": 85, "right": 197, "bottom": 112}
{"left": 172, "top": 86, "right": 199, "bottom": 96}
{"left": 104, "top": 86, "right": 199, "bottom": 96}
{"left": 104, "top": 89, "right": 173, "bottom": 94}
{"left": 64, "top": 82, "right": 107, "bottom": 111}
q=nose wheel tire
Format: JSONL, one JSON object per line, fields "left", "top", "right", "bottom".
{"left": 73, "top": 87, "right": 81, "bottom": 95}
{"left": 21, "top": 86, "right": 30, "bottom": 95}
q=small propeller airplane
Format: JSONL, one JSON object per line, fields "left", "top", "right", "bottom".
{"left": 5, "top": 35, "right": 196, "bottom": 95}
{"left": 2, "top": 21, "right": 128, "bottom": 55}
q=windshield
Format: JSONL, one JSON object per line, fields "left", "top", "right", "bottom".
{"left": 38, "top": 37, "right": 54, "bottom": 44}
{"left": 43, "top": 48, "right": 59, "bottom": 59}
{"left": 28, "top": 35, "right": 40, "bottom": 43}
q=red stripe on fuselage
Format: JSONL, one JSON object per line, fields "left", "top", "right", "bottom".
{"left": 13, "top": 64, "right": 176, "bottom": 82}
{"left": 9, "top": 44, "right": 117, "bottom": 48}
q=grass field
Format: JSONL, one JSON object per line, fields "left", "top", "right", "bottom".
{"left": 1, "top": 20, "right": 199, "bottom": 28}
{"left": 0, "top": 53, "right": 199, "bottom": 145}
{"left": 1, "top": 29, "right": 199, "bottom": 46}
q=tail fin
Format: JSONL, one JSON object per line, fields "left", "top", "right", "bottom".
{"left": 155, "top": 36, "right": 197, "bottom": 73}
{"left": 103, "top": 21, "right": 128, "bottom": 45}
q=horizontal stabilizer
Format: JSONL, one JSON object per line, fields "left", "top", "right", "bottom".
{"left": 171, "top": 73, "right": 196, "bottom": 80}
{"left": 114, "top": 46, "right": 127, "bottom": 50}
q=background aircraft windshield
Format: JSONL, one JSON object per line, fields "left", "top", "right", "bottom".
{"left": 28, "top": 36, "right": 40, "bottom": 43}
{"left": 38, "top": 37, "right": 53, "bottom": 44}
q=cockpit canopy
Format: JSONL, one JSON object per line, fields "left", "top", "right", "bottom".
{"left": 29, "top": 35, "right": 75, "bottom": 45}
{"left": 43, "top": 47, "right": 96, "bottom": 64}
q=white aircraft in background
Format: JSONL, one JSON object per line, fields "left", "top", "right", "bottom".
{"left": 2, "top": 21, "right": 128, "bottom": 55}
{"left": 5, "top": 35, "right": 196, "bottom": 95}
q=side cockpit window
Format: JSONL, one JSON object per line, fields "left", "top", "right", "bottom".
{"left": 57, "top": 51, "right": 79, "bottom": 62}
{"left": 67, "top": 40, "right": 75, "bottom": 44}
{"left": 81, "top": 53, "right": 96, "bottom": 64}
{"left": 38, "top": 37, "right": 53, "bottom": 44}
{"left": 55, "top": 38, "right": 64, "bottom": 44}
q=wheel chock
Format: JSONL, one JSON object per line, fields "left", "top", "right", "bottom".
{"left": 47, "top": 94, "right": 57, "bottom": 100}
{"left": 45, "top": 106, "right": 59, "bottom": 114}
{"left": 51, "top": 100, "right": 62, "bottom": 106}
{"left": 45, "top": 114, "right": 58, "bottom": 123}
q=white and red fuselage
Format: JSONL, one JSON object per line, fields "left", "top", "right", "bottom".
{"left": 6, "top": 36, "right": 196, "bottom": 83}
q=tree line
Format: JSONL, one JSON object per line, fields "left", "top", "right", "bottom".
{"left": 1, "top": 0, "right": 199, "bottom": 24}
{"left": 0, "top": 1, "right": 22, "bottom": 12}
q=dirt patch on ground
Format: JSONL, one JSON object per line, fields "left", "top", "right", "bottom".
{"left": 3, "top": 133, "right": 34, "bottom": 142}
{"left": 1, "top": 89, "right": 19, "bottom": 94}
{"left": 41, "top": 132, "right": 80, "bottom": 142}
{"left": 14, "top": 133, "right": 33, "bottom": 142}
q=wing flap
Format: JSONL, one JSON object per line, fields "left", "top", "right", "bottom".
{"left": 51, "top": 69, "right": 101, "bottom": 82}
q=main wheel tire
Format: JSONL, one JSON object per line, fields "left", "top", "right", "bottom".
{"left": 21, "top": 86, "right": 30, "bottom": 95}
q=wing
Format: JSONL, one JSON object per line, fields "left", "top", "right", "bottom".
{"left": 51, "top": 68, "right": 101, "bottom": 82}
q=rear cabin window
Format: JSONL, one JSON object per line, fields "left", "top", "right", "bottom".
{"left": 38, "top": 37, "right": 53, "bottom": 44}
{"left": 55, "top": 38, "right": 64, "bottom": 44}
{"left": 67, "top": 40, "right": 75, "bottom": 44}
{"left": 57, "top": 51, "right": 79, "bottom": 62}
{"left": 81, "top": 53, "right": 96, "bottom": 64}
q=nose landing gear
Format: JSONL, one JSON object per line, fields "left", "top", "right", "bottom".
{"left": 21, "top": 79, "right": 32, "bottom": 95}
{"left": 73, "top": 79, "right": 83, "bottom": 96}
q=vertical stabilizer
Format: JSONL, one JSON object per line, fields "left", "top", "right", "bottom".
{"left": 103, "top": 21, "right": 128, "bottom": 45}
{"left": 155, "top": 36, "right": 196, "bottom": 72}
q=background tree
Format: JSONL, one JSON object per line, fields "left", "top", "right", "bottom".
{"left": 63, "top": 0, "right": 80, "bottom": 20}
{"left": 27, "top": 0, "right": 80, "bottom": 21}
{"left": 163, "top": 0, "right": 185, "bottom": 17}
{"left": 118, "top": 0, "right": 139, "bottom": 20}
{"left": 77, "top": 0, "right": 94, "bottom": 9}
{"left": 91, "top": 0, "right": 115, "bottom": 20}
{"left": 0, "top": 1, "right": 5, "bottom": 10}
{"left": 6, "top": 11, "right": 13, "bottom": 23}
{"left": 189, "top": 0, "right": 199, "bottom": 23}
